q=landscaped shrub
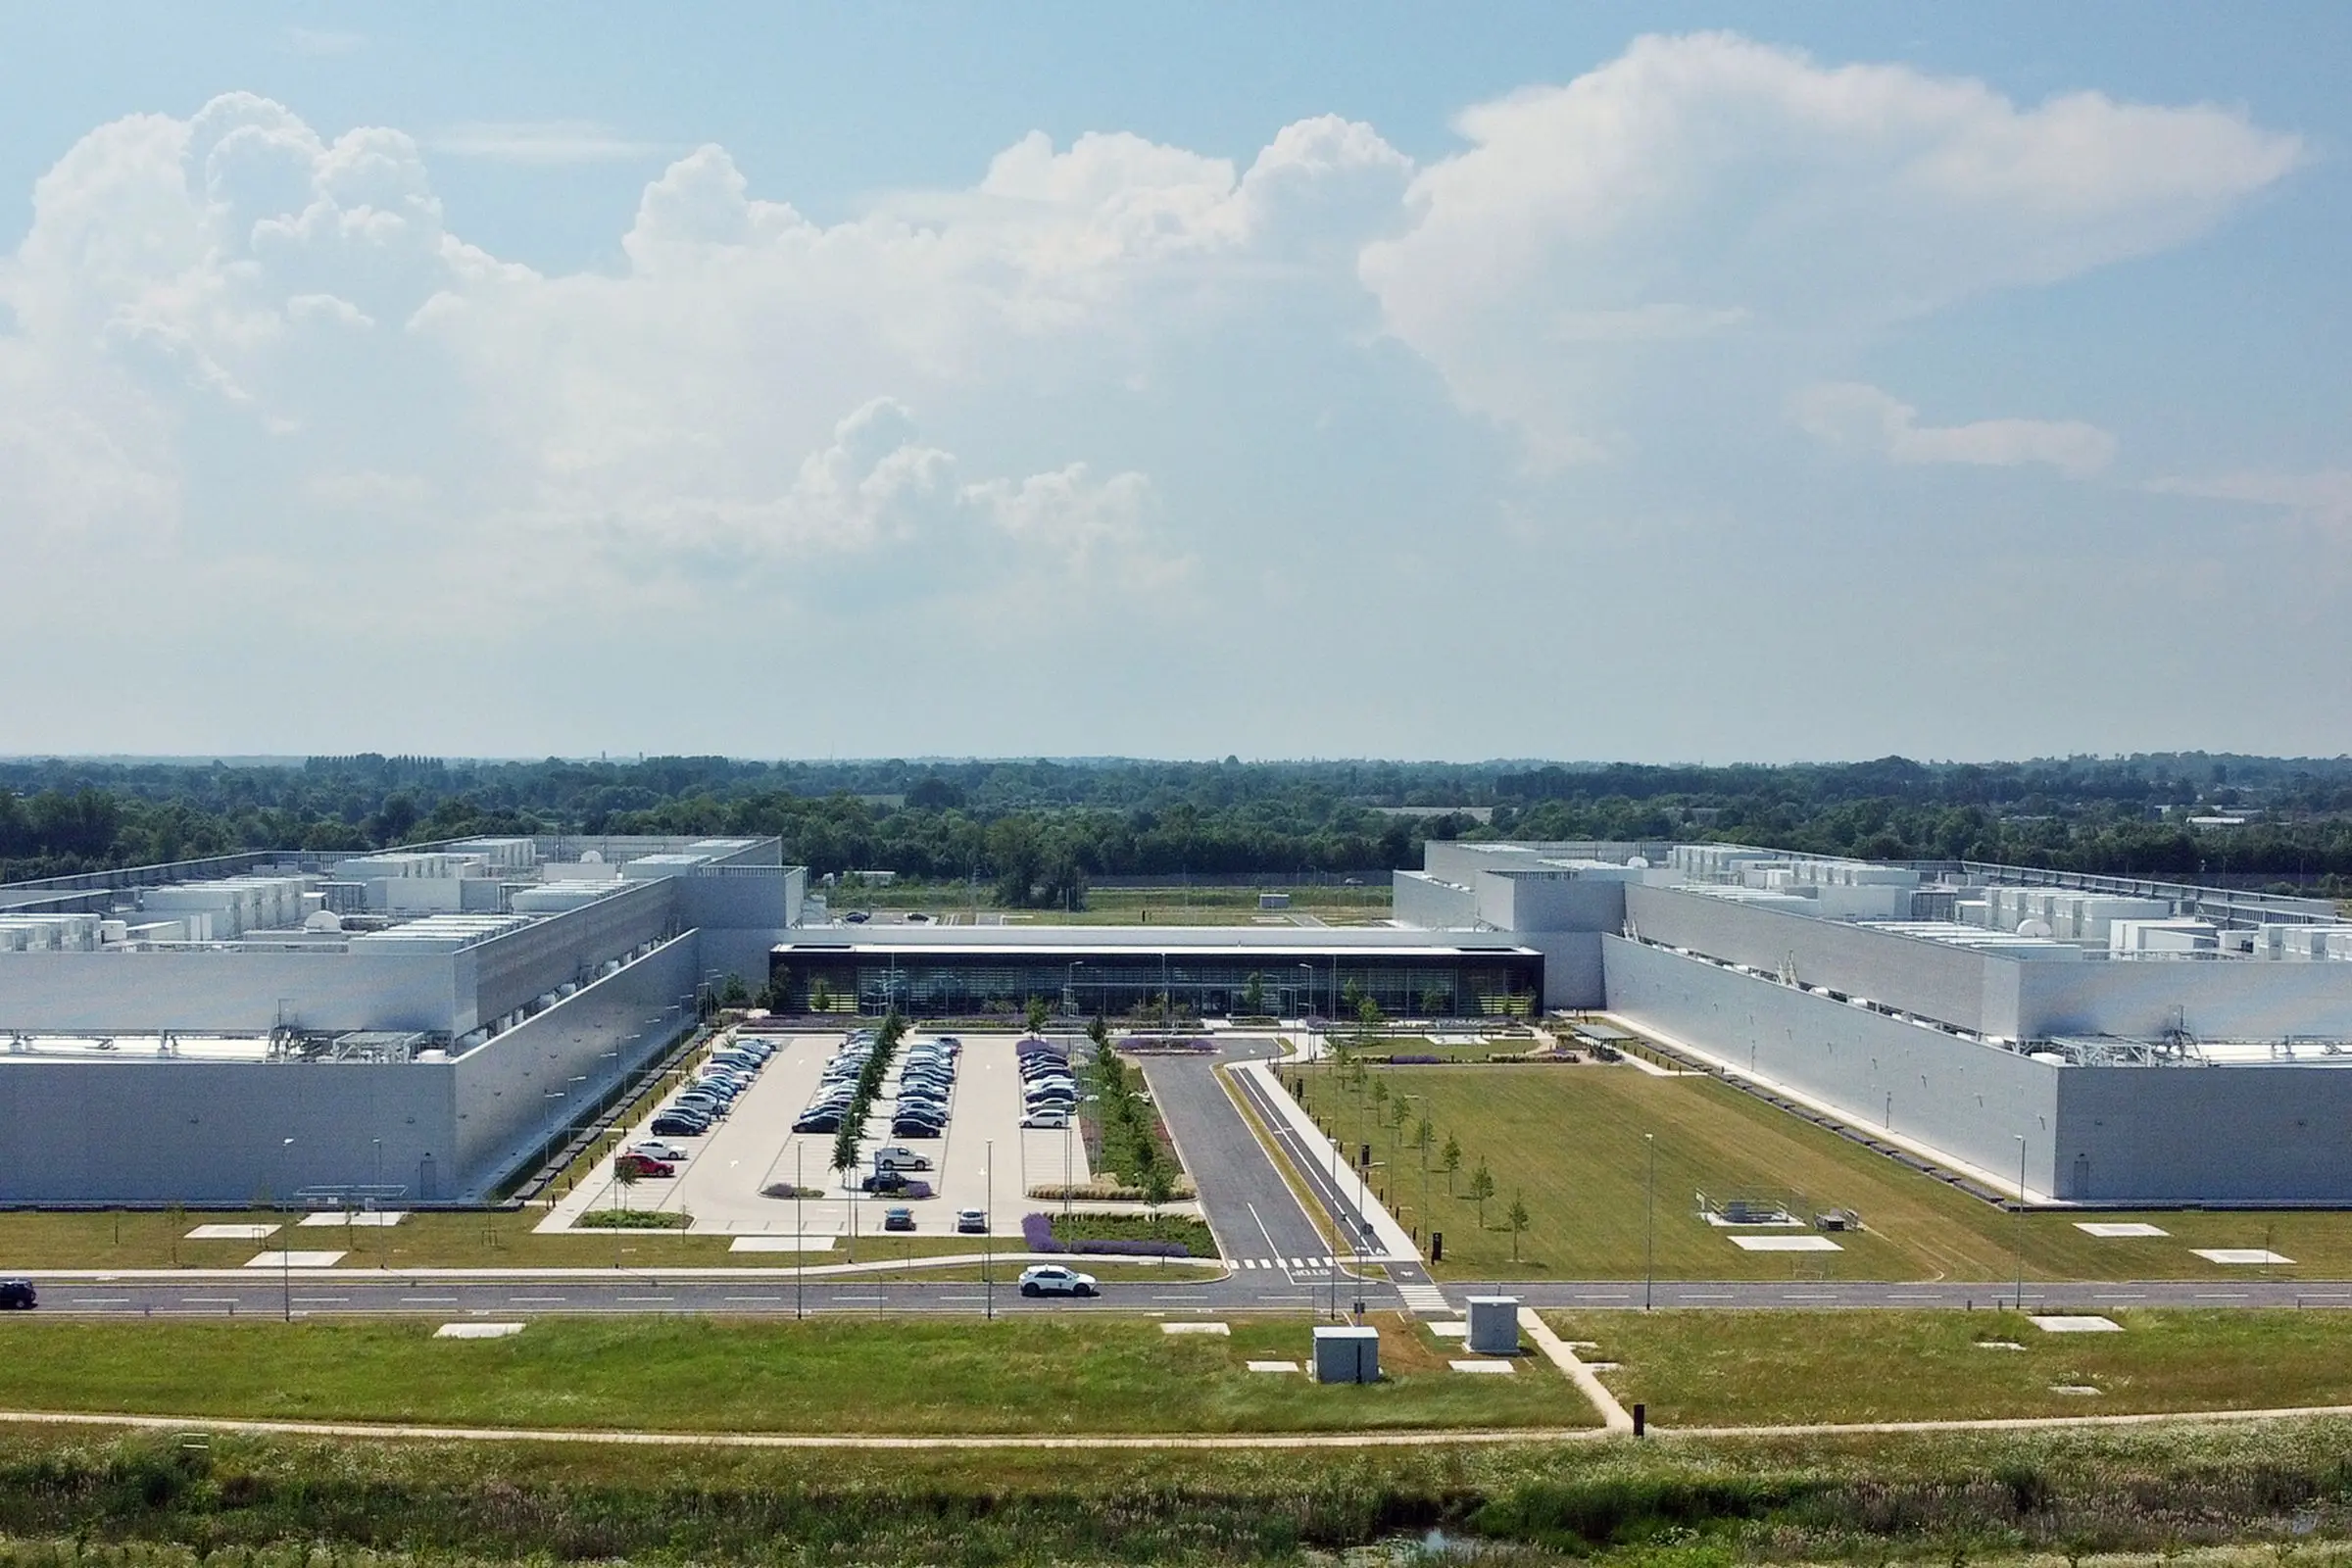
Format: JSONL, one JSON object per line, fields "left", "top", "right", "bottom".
{"left": 577, "top": 1209, "right": 690, "bottom": 1229}
{"left": 1069, "top": 1238, "right": 1188, "bottom": 1258}
{"left": 1387, "top": 1053, "right": 1442, "bottom": 1064}
{"left": 1020, "top": 1211, "right": 1064, "bottom": 1251}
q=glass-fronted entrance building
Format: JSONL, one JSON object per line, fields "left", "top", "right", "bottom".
{"left": 768, "top": 940, "right": 1544, "bottom": 1019}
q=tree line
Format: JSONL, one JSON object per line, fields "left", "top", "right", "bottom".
{"left": 4, "top": 751, "right": 2352, "bottom": 897}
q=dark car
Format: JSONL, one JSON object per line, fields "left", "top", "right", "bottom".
{"left": 0, "top": 1279, "right": 35, "bottom": 1309}
{"left": 794, "top": 1112, "right": 842, "bottom": 1134}
{"left": 862, "top": 1172, "right": 933, "bottom": 1199}
{"left": 882, "top": 1205, "right": 915, "bottom": 1230}
{"left": 843, "top": 910, "right": 870, "bottom": 923}
{"left": 650, "top": 1113, "right": 710, "bottom": 1138}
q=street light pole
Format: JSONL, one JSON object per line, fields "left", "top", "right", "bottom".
{"left": 796, "top": 1145, "right": 805, "bottom": 1320}
{"left": 985, "top": 1137, "right": 995, "bottom": 1321}
{"left": 1643, "top": 1133, "right": 1656, "bottom": 1311}
{"left": 280, "top": 1137, "right": 295, "bottom": 1322}
{"left": 2014, "top": 1134, "right": 2029, "bottom": 1310}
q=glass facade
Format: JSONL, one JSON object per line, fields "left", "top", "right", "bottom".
{"left": 769, "top": 944, "right": 1543, "bottom": 1019}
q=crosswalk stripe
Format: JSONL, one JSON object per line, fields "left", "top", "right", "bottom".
{"left": 1396, "top": 1282, "right": 1451, "bottom": 1313}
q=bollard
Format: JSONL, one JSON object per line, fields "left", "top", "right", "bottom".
{"left": 1431, "top": 1231, "right": 1444, "bottom": 1263}
{"left": 1633, "top": 1402, "right": 1645, "bottom": 1438}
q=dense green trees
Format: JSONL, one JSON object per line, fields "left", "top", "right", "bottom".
{"left": 3, "top": 751, "right": 2350, "bottom": 892}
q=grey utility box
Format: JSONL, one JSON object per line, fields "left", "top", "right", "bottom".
{"left": 1465, "top": 1296, "right": 1521, "bottom": 1356}
{"left": 1313, "top": 1325, "right": 1381, "bottom": 1384}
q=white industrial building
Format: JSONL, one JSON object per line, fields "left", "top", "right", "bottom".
{"left": 1396, "top": 841, "right": 2352, "bottom": 1204}
{"left": 0, "top": 837, "right": 804, "bottom": 1204}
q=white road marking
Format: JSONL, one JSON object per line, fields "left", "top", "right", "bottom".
{"left": 402, "top": 1297, "right": 460, "bottom": 1303}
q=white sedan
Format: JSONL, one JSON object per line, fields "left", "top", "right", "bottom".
{"left": 1017, "top": 1264, "right": 1100, "bottom": 1298}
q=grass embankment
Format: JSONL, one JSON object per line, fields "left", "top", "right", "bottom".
{"left": 0, "top": 1316, "right": 1580, "bottom": 1435}
{"left": 1314, "top": 1062, "right": 2352, "bottom": 1281}
{"left": 1554, "top": 1308, "right": 2352, "bottom": 1427}
{"left": 6, "top": 1416, "right": 2352, "bottom": 1563}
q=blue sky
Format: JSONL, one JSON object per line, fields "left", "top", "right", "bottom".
{"left": 2, "top": 5, "right": 2346, "bottom": 760}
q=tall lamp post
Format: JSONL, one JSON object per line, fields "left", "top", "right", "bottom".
{"left": 984, "top": 1137, "right": 995, "bottom": 1321}
{"left": 795, "top": 1145, "right": 805, "bottom": 1320}
{"left": 2014, "top": 1134, "right": 2029, "bottom": 1310}
{"left": 1643, "top": 1133, "right": 1656, "bottom": 1311}
{"left": 279, "top": 1137, "right": 296, "bottom": 1322}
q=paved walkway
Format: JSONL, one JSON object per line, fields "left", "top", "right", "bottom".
{"left": 1519, "top": 1306, "right": 1634, "bottom": 1432}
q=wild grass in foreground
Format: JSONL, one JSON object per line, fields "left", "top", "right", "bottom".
{"left": 4, "top": 1417, "right": 2352, "bottom": 1563}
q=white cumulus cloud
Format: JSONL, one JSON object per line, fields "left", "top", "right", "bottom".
{"left": 1360, "top": 31, "right": 2301, "bottom": 460}
{"left": 1793, "top": 381, "right": 2118, "bottom": 478}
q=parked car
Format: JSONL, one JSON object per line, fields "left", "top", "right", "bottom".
{"left": 905, "top": 911, "right": 932, "bottom": 923}
{"left": 873, "top": 1147, "right": 932, "bottom": 1171}
{"left": 843, "top": 910, "right": 870, "bottom": 923}
{"left": 651, "top": 1113, "right": 710, "bottom": 1138}
{"left": 613, "top": 1152, "right": 674, "bottom": 1179}
{"left": 1019, "top": 1111, "right": 1069, "bottom": 1130}
{"left": 1017, "top": 1264, "right": 1098, "bottom": 1298}
{"left": 883, "top": 1205, "right": 916, "bottom": 1230}
{"left": 956, "top": 1208, "right": 988, "bottom": 1234}
{"left": 890, "top": 1119, "right": 944, "bottom": 1139}
{"left": 794, "top": 1112, "right": 842, "bottom": 1134}
{"left": 0, "top": 1279, "right": 35, "bottom": 1309}
{"left": 862, "top": 1173, "right": 933, "bottom": 1198}
{"left": 630, "top": 1140, "right": 689, "bottom": 1162}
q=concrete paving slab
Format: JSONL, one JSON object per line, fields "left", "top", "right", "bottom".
{"left": 244, "top": 1251, "right": 346, "bottom": 1269}
{"left": 2194, "top": 1249, "right": 2294, "bottom": 1264}
{"left": 298, "top": 1211, "right": 407, "bottom": 1228}
{"left": 727, "top": 1236, "right": 839, "bottom": 1252}
{"left": 2030, "top": 1314, "right": 2124, "bottom": 1333}
{"left": 1160, "top": 1321, "right": 1229, "bottom": 1335}
{"left": 2076, "top": 1221, "right": 2169, "bottom": 1238}
{"left": 187, "top": 1224, "right": 277, "bottom": 1241}
{"left": 1246, "top": 1359, "right": 1299, "bottom": 1373}
{"left": 1450, "top": 1359, "right": 1517, "bottom": 1374}
{"left": 435, "top": 1323, "right": 524, "bottom": 1339}
{"left": 2049, "top": 1384, "right": 2103, "bottom": 1396}
{"left": 1728, "top": 1234, "right": 1842, "bottom": 1252}
{"left": 1428, "top": 1320, "right": 1468, "bottom": 1338}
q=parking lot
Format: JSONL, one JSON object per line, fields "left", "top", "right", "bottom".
{"left": 546, "top": 1029, "right": 1094, "bottom": 1239}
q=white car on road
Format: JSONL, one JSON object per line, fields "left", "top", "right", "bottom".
{"left": 1017, "top": 1264, "right": 1099, "bottom": 1298}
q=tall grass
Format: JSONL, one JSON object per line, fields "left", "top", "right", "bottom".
{"left": 3, "top": 1415, "right": 2352, "bottom": 1563}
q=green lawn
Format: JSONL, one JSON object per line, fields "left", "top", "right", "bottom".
{"left": 0, "top": 1208, "right": 1119, "bottom": 1272}
{"left": 1313, "top": 1062, "right": 2352, "bottom": 1281}
{"left": 1550, "top": 1307, "right": 2352, "bottom": 1427}
{"left": 0, "top": 1315, "right": 1586, "bottom": 1434}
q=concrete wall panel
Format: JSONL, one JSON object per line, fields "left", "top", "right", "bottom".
{"left": 1601, "top": 936, "right": 2062, "bottom": 1193}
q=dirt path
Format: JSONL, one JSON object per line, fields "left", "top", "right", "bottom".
{"left": 8, "top": 1400, "right": 2352, "bottom": 1450}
